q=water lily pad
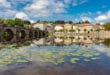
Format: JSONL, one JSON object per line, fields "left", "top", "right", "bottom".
{"left": 84, "top": 59, "right": 90, "bottom": 61}
{"left": 70, "top": 58, "right": 80, "bottom": 63}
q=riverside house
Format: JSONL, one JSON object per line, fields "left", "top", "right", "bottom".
{"left": 54, "top": 23, "right": 105, "bottom": 33}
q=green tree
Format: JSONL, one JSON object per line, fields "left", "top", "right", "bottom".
{"left": 37, "top": 20, "right": 40, "bottom": 23}
{"left": 14, "top": 18, "right": 24, "bottom": 26}
{"left": 0, "top": 17, "right": 4, "bottom": 24}
{"left": 55, "top": 20, "right": 65, "bottom": 24}
{"left": 68, "top": 21, "right": 73, "bottom": 24}
{"left": 42, "top": 21, "right": 49, "bottom": 24}
{"left": 23, "top": 20, "right": 31, "bottom": 25}
{"left": 4, "top": 19, "right": 15, "bottom": 26}
{"left": 103, "top": 39, "right": 110, "bottom": 46}
{"left": 103, "top": 22, "right": 110, "bottom": 31}
{"left": 84, "top": 20, "right": 90, "bottom": 24}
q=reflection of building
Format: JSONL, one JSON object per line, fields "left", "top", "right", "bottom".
{"left": 63, "top": 37, "right": 72, "bottom": 45}
{"left": 54, "top": 38, "right": 63, "bottom": 44}
{"left": 93, "top": 24, "right": 105, "bottom": 31}
{"left": 32, "top": 38, "right": 46, "bottom": 46}
{"left": 54, "top": 23, "right": 105, "bottom": 33}
{"left": 33, "top": 34, "right": 105, "bottom": 46}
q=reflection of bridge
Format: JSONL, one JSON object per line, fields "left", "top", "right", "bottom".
{"left": 0, "top": 24, "right": 47, "bottom": 44}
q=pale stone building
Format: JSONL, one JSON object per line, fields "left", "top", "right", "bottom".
{"left": 64, "top": 23, "right": 72, "bottom": 31}
{"left": 73, "top": 25, "right": 79, "bottom": 33}
{"left": 54, "top": 24, "right": 64, "bottom": 31}
{"left": 32, "top": 23, "right": 47, "bottom": 30}
{"left": 78, "top": 24, "right": 94, "bottom": 33}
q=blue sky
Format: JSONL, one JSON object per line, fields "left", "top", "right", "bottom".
{"left": 0, "top": 0, "right": 110, "bottom": 24}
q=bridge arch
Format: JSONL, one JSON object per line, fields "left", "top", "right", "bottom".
{"left": 29, "top": 30, "right": 33, "bottom": 39}
{"left": 18, "top": 30, "right": 26, "bottom": 40}
{"left": 2, "top": 29, "right": 14, "bottom": 41}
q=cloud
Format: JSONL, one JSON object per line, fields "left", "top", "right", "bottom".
{"left": 0, "top": 0, "right": 11, "bottom": 8}
{"left": 0, "top": 9, "right": 17, "bottom": 18}
{"left": 15, "top": 12, "right": 29, "bottom": 20}
{"left": 95, "top": 15, "right": 107, "bottom": 21}
{"left": 81, "top": 16, "right": 93, "bottom": 22}
{"left": 93, "top": 45, "right": 110, "bottom": 57}
{"left": 95, "top": 10, "right": 110, "bottom": 21}
{"left": 24, "top": 0, "right": 66, "bottom": 17}
{"left": 72, "top": 0, "right": 88, "bottom": 6}
{"left": 15, "top": 12, "right": 35, "bottom": 23}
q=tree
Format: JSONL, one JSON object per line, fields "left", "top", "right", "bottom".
{"left": 76, "top": 21, "right": 81, "bottom": 24}
{"left": 4, "top": 18, "right": 30, "bottom": 27}
{"left": 0, "top": 17, "right": 4, "bottom": 24}
{"left": 37, "top": 20, "right": 40, "bottom": 23}
{"left": 14, "top": 18, "right": 24, "bottom": 26}
{"left": 103, "top": 22, "right": 110, "bottom": 31}
{"left": 4, "top": 19, "right": 15, "bottom": 26}
{"left": 103, "top": 39, "right": 110, "bottom": 46}
{"left": 54, "top": 20, "right": 65, "bottom": 24}
{"left": 68, "top": 21, "right": 73, "bottom": 24}
{"left": 84, "top": 20, "right": 90, "bottom": 24}
{"left": 42, "top": 21, "right": 49, "bottom": 24}
{"left": 24, "top": 20, "right": 31, "bottom": 25}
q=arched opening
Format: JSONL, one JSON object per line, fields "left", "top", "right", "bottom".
{"left": 29, "top": 31, "right": 33, "bottom": 38}
{"left": 18, "top": 30, "right": 26, "bottom": 39}
{"left": 3, "top": 29, "right": 14, "bottom": 41}
{"left": 35, "top": 31, "right": 38, "bottom": 38}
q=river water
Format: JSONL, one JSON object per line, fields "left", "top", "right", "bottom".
{"left": 0, "top": 37, "right": 110, "bottom": 75}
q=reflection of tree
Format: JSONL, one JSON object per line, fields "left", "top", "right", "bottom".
{"left": 103, "top": 39, "right": 110, "bottom": 47}
{"left": 0, "top": 41, "right": 31, "bottom": 49}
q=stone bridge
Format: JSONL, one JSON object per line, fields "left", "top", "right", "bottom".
{"left": 0, "top": 24, "right": 47, "bottom": 44}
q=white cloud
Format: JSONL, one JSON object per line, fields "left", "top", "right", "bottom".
{"left": 107, "top": 11, "right": 110, "bottom": 18}
{"left": 81, "top": 16, "right": 93, "bottom": 22}
{"left": 15, "top": 12, "right": 29, "bottom": 20}
{"left": 95, "top": 15, "right": 107, "bottom": 21}
{"left": 24, "top": 0, "right": 66, "bottom": 17}
{"left": 15, "top": 12, "right": 35, "bottom": 23}
{"left": 72, "top": 0, "right": 88, "bottom": 6}
{"left": 95, "top": 10, "right": 110, "bottom": 21}
{"left": 0, "top": 9, "right": 17, "bottom": 18}
{"left": 0, "top": 0, "right": 11, "bottom": 8}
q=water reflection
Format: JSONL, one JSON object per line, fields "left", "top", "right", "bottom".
{"left": 0, "top": 36, "right": 110, "bottom": 75}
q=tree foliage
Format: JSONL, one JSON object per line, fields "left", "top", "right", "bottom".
{"left": 54, "top": 20, "right": 65, "bottom": 24}
{"left": 4, "top": 19, "right": 15, "bottom": 26}
{"left": 103, "top": 22, "right": 110, "bottom": 31}
{"left": 4, "top": 18, "right": 30, "bottom": 27}
{"left": 0, "top": 17, "right": 4, "bottom": 24}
